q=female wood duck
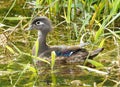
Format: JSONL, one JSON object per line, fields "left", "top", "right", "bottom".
{"left": 28, "top": 16, "right": 103, "bottom": 64}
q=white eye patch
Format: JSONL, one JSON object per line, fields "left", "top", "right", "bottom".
{"left": 35, "top": 21, "right": 44, "bottom": 25}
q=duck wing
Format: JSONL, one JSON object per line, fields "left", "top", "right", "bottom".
{"left": 66, "top": 48, "right": 104, "bottom": 64}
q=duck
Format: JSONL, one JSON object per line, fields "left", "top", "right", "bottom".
{"left": 28, "top": 16, "right": 104, "bottom": 65}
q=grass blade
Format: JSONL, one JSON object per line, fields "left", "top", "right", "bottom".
{"left": 98, "top": 38, "right": 105, "bottom": 48}
{"left": 87, "top": 59, "right": 104, "bottom": 68}
{"left": 94, "top": 28, "right": 104, "bottom": 42}
{"left": 51, "top": 51, "right": 56, "bottom": 70}
{"left": 35, "top": 39, "right": 39, "bottom": 57}
{"left": 23, "top": 53, "right": 50, "bottom": 64}
{"left": 5, "top": 45, "right": 15, "bottom": 54}
{"left": 77, "top": 65, "right": 108, "bottom": 75}
{"left": 106, "top": 28, "right": 120, "bottom": 39}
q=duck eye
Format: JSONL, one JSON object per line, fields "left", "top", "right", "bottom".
{"left": 35, "top": 21, "right": 44, "bottom": 25}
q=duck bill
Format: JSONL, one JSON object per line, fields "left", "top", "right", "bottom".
{"left": 26, "top": 25, "right": 33, "bottom": 30}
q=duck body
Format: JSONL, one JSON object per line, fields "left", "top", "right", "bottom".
{"left": 29, "top": 16, "right": 103, "bottom": 64}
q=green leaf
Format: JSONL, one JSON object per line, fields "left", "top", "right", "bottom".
{"left": 99, "top": 39, "right": 105, "bottom": 48}
{"left": 105, "top": 12, "right": 120, "bottom": 28}
{"left": 36, "top": 0, "right": 40, "bottom": 6}
{"left": 106, "top": 28, "right": 120, "bottom": 39}
{"left": 51, "top": 51, "right": 56, "bottom": 70}
{"left": 5, "top": 45, "right": 15, "bottom": 54}
{"left": 11, "top": 43, "right": 22, "bottom": 54}
{"left": 35, "top": 39, "right": 39, "bottom": 56}
{"left": 4, "top": 17, "right": 30, "bottom": 20}
{"left": 87, "top": 59, "right": 104, "bottom": 68}
{"left": 29, "top": 66, "right": 37, "bottom": 79}
{"left": 94, "top": 28, "right": 104, "bottom": 42}
{"left": 23, "top": 53, "right": 50, "bottom": 64}
{"left": 66, "top": 0, "right": 72, "bottom": 23}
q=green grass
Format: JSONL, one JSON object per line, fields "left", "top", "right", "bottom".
{"left": 0, "top": 0, "right": 120, "bottom": 86}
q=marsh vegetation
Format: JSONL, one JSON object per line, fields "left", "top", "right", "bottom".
{"left": 0, "top": 0, "right": 120, "bottom": 87}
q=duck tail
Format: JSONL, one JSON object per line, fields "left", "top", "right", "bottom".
{"left": 89, "top": 48, "right": 104, "bottom": 59}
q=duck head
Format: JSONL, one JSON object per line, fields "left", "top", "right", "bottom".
{"left": 28, "top": 16, "right": 52, "bottom": 33}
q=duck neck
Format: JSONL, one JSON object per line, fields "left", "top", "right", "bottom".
{"left": 37, "top": 30, "right": 49, "bottom": 53}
